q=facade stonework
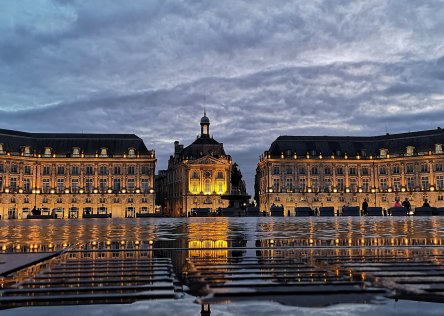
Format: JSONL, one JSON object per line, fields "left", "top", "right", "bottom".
{"left": 159, "top": 113, "right": 232, "bottom": 217}
{"left": 256, "top": 129, "right": 444, "bottom": 214}
{"left": 0, "top": 129, "right": 156, "bottom": 219}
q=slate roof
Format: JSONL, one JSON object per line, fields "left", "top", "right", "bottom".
{"left": 268, "top": 128, "right": 444, "bottom": 157}
{"left": 180, "top": 137, "right": 226, "bottom": 159}
{"left": 0, "top": 128, "right": 151, "bottom": 156}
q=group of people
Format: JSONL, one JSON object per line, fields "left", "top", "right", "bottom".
{"left": 361, "top": 197, "right": 431, "bottom": 214}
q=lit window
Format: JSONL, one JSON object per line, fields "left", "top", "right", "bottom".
{"left": 100, "top": 148, "right": 108, "bottom": 157}
{"left": 72, "top": 147, "right": 80, "bottom": 157}
{"left": 44, "top": 147, "right": 52, "bottom": 157}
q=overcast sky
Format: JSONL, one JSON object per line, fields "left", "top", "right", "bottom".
{"left": 1, "top": 0, "right": 444, "bottom": 194}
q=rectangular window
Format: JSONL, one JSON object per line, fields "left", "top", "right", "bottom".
{"left": 349, "top": 167, "right": 357, "bottom": 176}
{"left": 393, "top": 178, "right": 401, "bottom": 191}
{"left": 407, "top": 176, "right": 415, "bottom": 190}
{"left": 362, "top": 178, "right": 370, "bottom": 192}
{"left": 10, "top": 177, "right": 17, "bottom": 191}
{"left": 324, "top": 167, "right": 331, "bottom": 175}
{"left": 437, "top": 176, "right": 444, "bottom": 189}
{"left": 113, "top": 178, "right": 121, "bottom": 191}
{"left": 141, "top": 179, "right": 149, "bottom": 193}
{"left": 337, "top": 178, "right": 344, "bottom": 191}
{"left": 57, "top": 179, "right": 64, "bottom": 193}
{"left": 57, "top": 166, "right": 65, "bottom": 175}
{"left": 99, "top": 179, "right": 107, "bottom": 192}
{"left": 298, "top": 167, "right": 306, "bottom": 175}
{"left": 273, "top": 178, "right": 280, "bottom": 192}
{"left": 311, "top": 167, "right": 318, "bottom": 175}
{"left": 99, "top": 166, "right": 108, "bottom": 175}
{"left": 406, "top": 164, "right": 414, "bottom": 173}
{"left": 24, "top": 165, "right": 32, "bottom": 175}
{"left": 0, "top": 176, "right": 3, "bottom": 191}
{"left": 349, "top": 178, "right": 357, "bottom": 192}
{"left": 379, "top": 167, "right": 387, "bottom": 175}
{"left": 336, "top": 167, "right": 343, "bottom": 175}
{"left": 0, "top": 164, "right": 4, "bottom": 173}
{"left": 71, "top": 179, "right": 79, "bottom": 193}
{"left": 421, "top": 176, "right": 429, "bottom": 190}
{"left": 85, "top": 166, "right": 94, "bottom": 175}
{"left": 436, "top": 163, "right": 443, "bottom": 172}
{"left": 299, "top": 178, "right": 306, "bottom": 191}
{"left": 113, "top": 166, "right": 121, "bottom": 175}
{"left": 285, "top": 178, "right": 293, "bottom": 190}
{"left": 216, "top": 171, "right": 224, "bottom": 179}
{"left": 272, "top": 165, "right": 280, "bottom": 175}
{"left": 311, "top": 178, "right": 319, "bottom": 191}
{"left": 85, "top": 178, "right": 93, "bottom": 193}
{"left": 23, "top": 179, "right": 31, "bottom": 192}
{"left": 361, "top": 167, "right": 369, "bottom": 176}
{"left": 127, "top": 166, "right": 135, "bottom": 175}
{"left": 43, "top": 166, "right": 51, "bottom": 175}
{"left": 421, "top": 163, "right": 429, "bottom": 173}
{"left": 10, "top": 164, "right": 18, "bottom": 173}
{"left": 127, "top": 179, "right": 135, "bottom": 191}
{"left": 392, "top": 165, "right": 400, "bottom": 174}
{"left": 42, "top": 179, "right": 50, "bottom": 193}
{"left": 71, "top": 166, "right": 79, "bottom": 175}
{"left": 286, "top": 166, "right": 292, "bottom": 175}
{"left": 141, "top": 166, "right": 150, "bottom": 175}
{"left": 379, "top": 178, "right": 387, "bottom": 190}
{"left": 323, "top": 178, "right": 331, "bottom": 192}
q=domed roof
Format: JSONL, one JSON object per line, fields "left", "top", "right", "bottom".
{"left": 200, "top": 113, "right": 210, "bottom": 124}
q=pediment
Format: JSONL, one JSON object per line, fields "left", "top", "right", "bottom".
{"left": 189, "top": 155, "right": 226, "bottom": 165}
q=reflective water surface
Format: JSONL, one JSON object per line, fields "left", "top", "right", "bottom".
{"left": 1, "top": 217, "right": 444, "bottom": 315}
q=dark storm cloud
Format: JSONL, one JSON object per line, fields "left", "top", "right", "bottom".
{"left": 1, "top": 0, "right": 444, "bottom": 193}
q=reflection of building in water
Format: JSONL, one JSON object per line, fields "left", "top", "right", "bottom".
{"left": 156, "top": 113, "right": 236, "bottom": 216}
{"left": 256, "top": 128, "right": 444, "bottom": 214}
{"left": 0, "top": 129, "right": 156, "bottom": 219}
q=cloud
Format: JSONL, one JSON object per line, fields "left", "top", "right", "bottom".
{"left": 1, "top": 0, "right": 444, "bottom": 194}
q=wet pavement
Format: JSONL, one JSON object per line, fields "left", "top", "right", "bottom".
{"left": 1, "top": 217, "right": 444, "bottom": 314}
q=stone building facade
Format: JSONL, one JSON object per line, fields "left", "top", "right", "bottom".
{"left": 159, "top": 113, "right": 232, "bottom": 217}
{"left": 256, "top": 128, "right": 444, "bottom": 214}
{"left": 0, "top": 129, "right": 156, "bottom": 219}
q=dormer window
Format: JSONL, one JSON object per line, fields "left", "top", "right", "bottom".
{"left": 406, "top": 146, "right": 415, "bottom": 156}
{"left": 128, "top": 148, "right": 136, "bottom": 157}
{"left": 100, "top": 148, "right": 108, "bottom": 157}
{"left": 23, "top": 146, "right": 31, "bottom": 156}
{"left": 72, "top": 147, "right": 80, "bottom": 157}
{"left": 435, "top": 144, "right": 443, "bottom": 154}
{"left": 379, "top": 148, "right": 388, "bottom": 158}
{"left": 44, "top": 147, "right": 52, "bottom": 157}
